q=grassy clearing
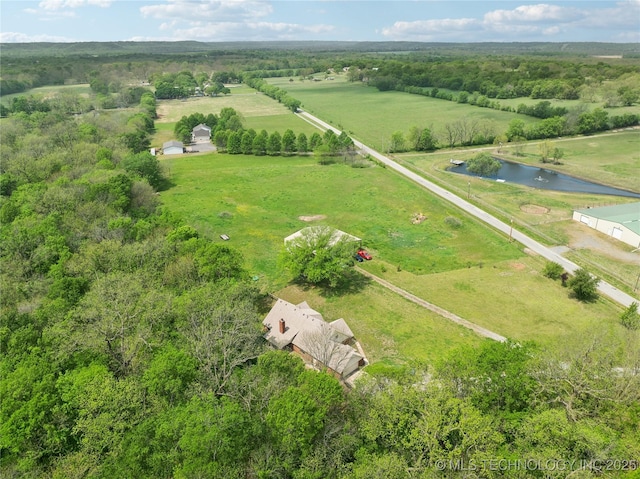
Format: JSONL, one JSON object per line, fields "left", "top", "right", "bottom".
{"left": 157, "top": 81, "right": 633, "bottom": 365}
{"left": 276, "top": 282, "right": 482, "bottom": 367}
{"left": 160, "top": 153, "right": 524, "bottom": 286}
{"left": 156, "top": 92, "right": 290, "bottom": 123}
{"left": 358, "top": 254, "right": 628, "bottom": 347}
{"left": 152, "top": 91, "right": 320, "bottom": 147}
{"left": 267, "top": 75, "right": 538, "bottom": 151}
{"left": 0, "top": 83, "right": 92, "bottom": 104}
{"left": 394, "top": 146, "right": 640, "bottom": 292}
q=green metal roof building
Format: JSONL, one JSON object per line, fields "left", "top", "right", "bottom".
{"left": 573, "top": 202, "right": 640, "bottom": 248}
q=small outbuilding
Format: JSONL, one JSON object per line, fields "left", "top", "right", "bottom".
{"left": 162, "top": 140, "right": 184, "bottom": 155}
{"left": 284, "top": 226, "right": 361, "bottom": 247}
{"left": 573, "top": 202, "right": 640, "bottom": 248}
{"left": 191, "top": 123, "right": 212, "bottom": 142}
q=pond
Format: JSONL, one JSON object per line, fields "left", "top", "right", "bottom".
{"left": 448, "top": 159, "right": 640, "bottom": 198}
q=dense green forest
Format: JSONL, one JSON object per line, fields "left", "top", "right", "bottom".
{"left": 1, "top": 43, "right": 640, "bottom": 478}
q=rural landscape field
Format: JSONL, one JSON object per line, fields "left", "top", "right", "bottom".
{"left": 2, "top": 37, "right": 640, "bottom": 478}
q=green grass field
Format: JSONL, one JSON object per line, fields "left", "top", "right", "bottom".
{"left": 267, "top": 75, "right": 539, "bottom": 151}
{"left": 153, "top": 92, "right": 321, "bottom": 147}
{"left": 0, "top": 83, "right": 93, "bottom": 105}
{"left": 159, "top": 151, "right": 630, "bottom": 364}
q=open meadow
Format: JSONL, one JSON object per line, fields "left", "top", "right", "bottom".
{"left": 267, "top": 74, "right": 538, "bottom": 150}
{"left": 149, "top": 76, "right": 639, "bottom": 366}
{"left": 392, "top": 133, "right": 640, "bottom": 293}
{"left": 159, "top": 150, "right": 631, "bottom": 365}
{"left": 152, "top": 89, "right": 320, "bottom": 147}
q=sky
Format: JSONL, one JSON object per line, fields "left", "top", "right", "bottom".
{"left": 1, "top": 0, "right": 639, "bottom": 44}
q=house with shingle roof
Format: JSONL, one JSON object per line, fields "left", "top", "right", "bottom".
{"left": 263, "top": 298, "right": 365, "bottom": 379}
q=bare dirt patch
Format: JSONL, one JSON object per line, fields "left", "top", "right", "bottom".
{"left": 299, "top": 215, "right": 326, "bottom": 222}
{"left": 520, "top": 204, "right": 550, "bottom": 215}
{"left": 411, "top": 213, "right": 427, "bottom": 224}
{"left": 509, "top": 262, "right": 527, "bottom": 271}
{"left": 567, "top": 224, "right": 640, "bottom": 265}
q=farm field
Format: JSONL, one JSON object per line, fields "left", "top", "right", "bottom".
{"left": 394, "top": 141, "right": 640, "bottom": 293}
{"left": 150, "top": 75, "right": 637, "bottom": 365}
{"left": 159, "top": 151, "right": 630, "bottom": 364}
{"left": 153, "top": 92, "right": 320, "bottom": 147}
{"left": 267, "top": 74, "right": 538, "bottom": 150}
{"left": 0, "top": 83, "right": 92, "bottom": 104}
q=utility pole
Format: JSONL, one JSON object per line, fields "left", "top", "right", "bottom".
{"left": 509, "top": 218, "right": 514, "bottom": 242}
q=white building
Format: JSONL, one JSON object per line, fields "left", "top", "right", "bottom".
{"left": 573, "top": 202, "right": 640, "bottom": 248}
{"left": 162, "top": 140, "right": 184, "bottom": 155}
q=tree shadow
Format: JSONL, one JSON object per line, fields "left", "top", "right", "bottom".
{"left": 318, "top": 268, "right": 373, "bottom": 298}
{"left": 287, "top": 268, "right": 373, "bottom": 298}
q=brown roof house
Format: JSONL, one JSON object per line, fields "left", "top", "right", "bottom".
{"left": 263, "top": 298, "right": 366, "bottom": 379}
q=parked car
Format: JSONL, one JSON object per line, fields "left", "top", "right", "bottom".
{"left": 353, "top": 254, "right": 364, "bottom": 263}
{"left": 357, "top": 248, "right": 372, "bottom": 260}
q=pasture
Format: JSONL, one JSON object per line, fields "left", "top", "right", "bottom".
{"left": 154, "top": 77, "right": 634, "bottom": 365}
{"left": 153, "top": 91, "right": 321, "bottom": 148}
{"left": 267, "top": 75, "right": 538, "bottom": 150}
{"left": 394, "top": 136, "right": 640, "bottom": 293}
{"left": 0, "top": 83, "right": 92, "bottom": 105}
{"left": 159, "top": 151, "right": 629, "bottom": 363}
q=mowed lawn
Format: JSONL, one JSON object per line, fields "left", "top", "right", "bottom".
{"left": 267, "top": 75, "right": 538, "bottom": 151}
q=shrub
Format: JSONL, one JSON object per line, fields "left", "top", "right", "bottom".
{"left": 542, "top": 261, "right": 564, "bottom": 280}
{"left": 567, "top": 268, "right": 599, "bottom": 302}
{"left": 620, "top": 302, "right": 640, "bottom": 330}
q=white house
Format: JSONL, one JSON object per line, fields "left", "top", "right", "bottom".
{"left": 191, "top": 123, "right": 212, "bottom": 142}
{"left": 263, "top": 298, "right": 365, "bottom": 379}
{"left": 162, "top": 140, "right": 184, "bottom": 155}
{"left": 573, "top": 202, "right": 640, "bottom": 248}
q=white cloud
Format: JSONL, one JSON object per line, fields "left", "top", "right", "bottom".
{"left": 140, "top": 0, "right": 272, "bottom": 22}
{"left": 0, "top": 31, "right": 77, "bottom": 42}
{"left": 382, "top": 18, "right": 480, "bottom": 40}
{"left": 38, "top": 0, "right": 112, "bottom": 10}
{"left": 483, "top": 4, "right": 581, "bottom": 23}
{"left": 166, "top": 21, "right": 334, "bottom": 41}
{"left": 138, "top": 1, "right": 332, "bottom": 41}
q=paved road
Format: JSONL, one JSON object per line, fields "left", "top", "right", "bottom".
{"left": 296, "top": 110, "right": 638, "bottom": 308}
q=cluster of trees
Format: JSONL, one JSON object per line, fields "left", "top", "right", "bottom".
{"left": 365, "top": 56, "right": 639, "bottom": 102}
{"left": 171, "top": 107, "right": 354, "bottom": 158}
{"left": 219, "top": 125, "right": 354, "bottom": 159}
{"left": 2, "top": 81, "right": 640, "bottom": 478}
{"left": 244, "top": 76, "right": 301, "bottom": 112}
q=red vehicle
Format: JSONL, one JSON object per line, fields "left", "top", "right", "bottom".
{"left": 357, "top": 248, "right": 372, "bottom": 260}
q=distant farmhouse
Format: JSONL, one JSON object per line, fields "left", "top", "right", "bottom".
{"left": 191, "top": 123, "right": 212, "bottom": 142}
{"left": 162, "top": 140, "right": 184, "bottom": 155}
{"left": 263, "top": 298, "right": 366, "bottom": 379}
{"left": 573, "top": 202, "right": 640, "bottom": 248}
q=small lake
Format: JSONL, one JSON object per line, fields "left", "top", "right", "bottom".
{"left": 449, "top": 160, "right": 640, "bottom": 198}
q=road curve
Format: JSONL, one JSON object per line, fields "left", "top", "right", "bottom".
{"left": 296, "top": 110, "right": 638, "bottom": 308}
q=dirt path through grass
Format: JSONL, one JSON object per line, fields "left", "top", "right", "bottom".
{"left": 355, "top": 267, "right": 507, "bottom": 342}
